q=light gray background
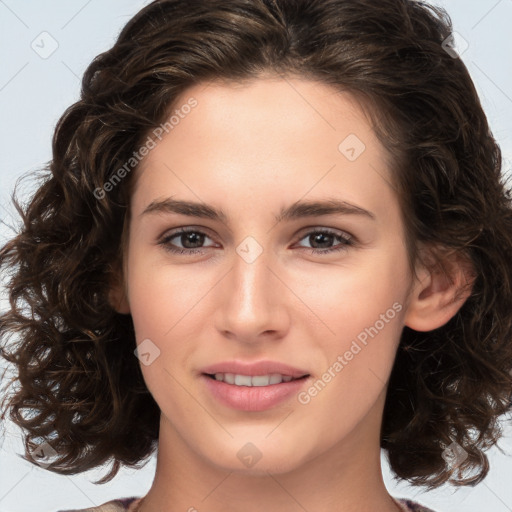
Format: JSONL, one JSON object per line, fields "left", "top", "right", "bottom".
{"left": 0, "top": 1, "right": 511, "bottom": 511}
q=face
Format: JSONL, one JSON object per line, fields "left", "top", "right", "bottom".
{"left": 118, "top": 77, "right": 417, "bottom": 475}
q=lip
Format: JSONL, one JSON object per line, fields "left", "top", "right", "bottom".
{"left": 201, "top": 374, "right": 311, "bottom": 411}
{"left": 199, "top": 359, "right": 311, "bottom": 412}
{"left": 200, "top": 360, "right": 310, "bottom": 378}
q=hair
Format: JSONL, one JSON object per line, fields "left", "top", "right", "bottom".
{"left": 1, "top": 0, "right": 512, "bottom": 490}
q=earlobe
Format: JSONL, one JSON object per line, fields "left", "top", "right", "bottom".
{"left": 404, "top": 250, "right": 475, "bottom": 332}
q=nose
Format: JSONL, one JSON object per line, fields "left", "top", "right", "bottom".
{"left": 214, "top": 239, "right": 290, "bottom": 345}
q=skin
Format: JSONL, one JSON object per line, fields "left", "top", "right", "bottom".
{"left": 110, "top": 76, "right": 472, "bottom": 512}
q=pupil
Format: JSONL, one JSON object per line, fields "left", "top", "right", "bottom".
{"left": 183, "top": 232, "right": 204, "bottom": 248}
{"left": 312, "top": 233, "right": 332, "bottom": 248}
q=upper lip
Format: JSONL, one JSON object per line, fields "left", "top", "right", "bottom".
{"left": 200, "top": 360, "right": 310, "bottom": 378}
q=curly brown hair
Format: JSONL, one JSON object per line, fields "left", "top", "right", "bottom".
{"left": 1, "top": 0, "right": 512, "bottom": 490}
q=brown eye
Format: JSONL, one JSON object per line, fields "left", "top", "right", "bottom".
{"left": 159, "top": 229, "right": 215, "bottom": 255}
{"left": 295, "top": 229, "right": 354, "bottom": 255}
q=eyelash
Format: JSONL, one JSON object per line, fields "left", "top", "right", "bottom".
{"left": 157, "top": 227, "right": 355, "bottom": 256}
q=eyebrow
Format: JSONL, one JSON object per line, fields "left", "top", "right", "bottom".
{"left": 139, "top": 196, "right": 376, "bottom": 224}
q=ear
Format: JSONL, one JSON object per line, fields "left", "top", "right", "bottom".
{"left": 107, "top": 267, "right": 131, "bottom": 315}
{"left": 404, "top": 247, "right": 476, "bottom": 332}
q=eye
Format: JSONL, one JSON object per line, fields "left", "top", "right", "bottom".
{"left": 158, "top": 228, "right": 217, "bottom": 255}
{"left": 294, "top": 228, "right": 355, "bottom": 255}
{"left": 157, "top": 227, "right": 355, "bottom": 256}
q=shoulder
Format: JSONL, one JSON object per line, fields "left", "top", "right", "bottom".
{"left": 395, "top": 497, "right": 438, "bottom": 511}
{"left": 55, "top": 496, "right": 143, "bottom": 512}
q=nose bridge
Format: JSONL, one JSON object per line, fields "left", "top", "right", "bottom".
{"left": 216, "top": 233, "right": 285, "bottom": 339}
{"left": 233, "top": 234, "right": 274, "bottom": 314}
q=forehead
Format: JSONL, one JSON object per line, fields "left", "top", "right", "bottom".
{"left": 131, "top": 77, "right": 397, "bottom": 225}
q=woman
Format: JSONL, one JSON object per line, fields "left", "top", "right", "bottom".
{"left": 1, "top": 1, "right": 512, "bottom": 511}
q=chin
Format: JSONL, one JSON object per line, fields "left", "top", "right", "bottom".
{"left": 202, "top": 437, "right": 310, "bottom": 476}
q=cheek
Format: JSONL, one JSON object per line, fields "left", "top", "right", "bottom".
{"left": 294, "top": 246, "right": 408, "bottom": 412}
{"left": 299, "top": 248, "right": 409, "bottom": 345}
{"left": 126, "top": 249, "right": 208, "bottom": 339}
{"left": 125, "top": 256, "right": 205, "bottom": 409}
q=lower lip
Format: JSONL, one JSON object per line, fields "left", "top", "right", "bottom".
{"left": 201, "top": 374, "right": 310, "bottom": 411}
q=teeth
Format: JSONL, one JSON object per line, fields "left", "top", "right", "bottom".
{"left": 269, "top": 374, "right": 283, "bottom": 385}
{"left": 213, "top": 373, "right": 298, "bottom": 386}
{"left": 223, "top": 373, "right": 235, "bottom": 384}
{"left": 235, "top": 374, "right": 252, "bottom": 386}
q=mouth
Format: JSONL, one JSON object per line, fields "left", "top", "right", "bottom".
{"left": 201, "top": 371, "right": 312, "bottom": 411}
{"left": 203, "top": 372, "right": 310, "bottom": 386}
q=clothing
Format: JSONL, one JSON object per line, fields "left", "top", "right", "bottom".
{"left": 55, "top": 495, "right": 437, "bottom": 511}
{"left": 395, "top": 498, "right": 437, "bottom": 511}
